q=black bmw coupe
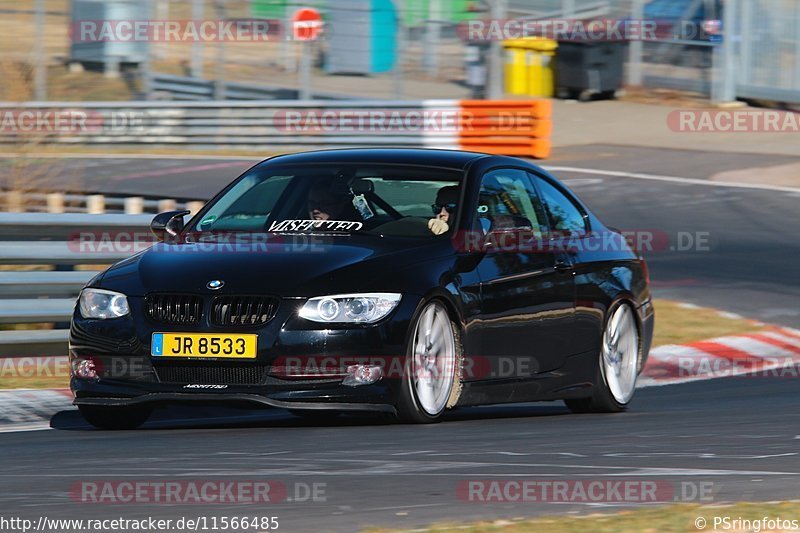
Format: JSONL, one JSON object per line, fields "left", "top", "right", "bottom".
{"left": 70, "top": 149, "right": 654, "bottom": 428}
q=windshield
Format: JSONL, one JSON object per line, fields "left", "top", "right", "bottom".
{"left": 188, "top": 163, "right": 463, "bottom": 239}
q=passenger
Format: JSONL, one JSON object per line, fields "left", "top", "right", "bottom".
{"left": 428, "top": 185, "right": 459, "bottom": 235}
{"left": 307, "top": 180, "right": 360, "bottom": 221}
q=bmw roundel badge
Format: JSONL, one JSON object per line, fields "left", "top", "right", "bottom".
{"left": 207, "top": 280, "right": 224, "bottom": 290}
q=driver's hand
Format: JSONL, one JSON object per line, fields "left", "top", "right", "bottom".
{"left": 428, "top": 218, "right": 449, "bottom": 235}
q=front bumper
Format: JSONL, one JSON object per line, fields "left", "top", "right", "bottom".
{"left": 70, "top": 294, "right": 420, "bottom": 413}
{"left": 73, "top": 390, "right": 397, "bottom": 414}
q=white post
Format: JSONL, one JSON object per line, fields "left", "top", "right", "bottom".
{"left": 46, "top": 193, "right": 65, "bottom": 213}
{"left": 186, "top": 201, "right": 205, "bottom": 216}
{"left": 86, "top": 195, "right": 106, "bottom": 214}
{"left": 158, "top": 199, "right": 177, "bottom": 212}
{"left": 124, "top": 197, "right": 145, "bottom": 214}
{"left": 7, "top": 191, "right": 24, "bottom": 213}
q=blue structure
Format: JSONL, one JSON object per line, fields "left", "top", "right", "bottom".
{"left": 326, "top": 0, "right": 397, "bottom": 75}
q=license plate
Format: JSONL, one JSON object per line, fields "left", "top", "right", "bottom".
{"left": 151, "top": 333, "right": 257, "bottom": 359}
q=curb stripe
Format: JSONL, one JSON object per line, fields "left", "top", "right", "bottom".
{"left": 761, "top": 330, "right": 800, "bottom": 348}
{"left": 685, "top": 341, "right": 756, "bottom": 364}
{"left": 642, "top": 327, "right": 800, "bottom": 386}
{"left": 777, "top": 328, "right": 800, "bottom": 341}
{"left": 742, "top": 334, "right": 800, "bottom": 356}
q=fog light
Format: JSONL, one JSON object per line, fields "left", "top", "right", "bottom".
{"left": 72, "top": 359, "right": 98, "bottom": 381}
{"left": 342, "top": 364, "right": 382, "bottom": 386}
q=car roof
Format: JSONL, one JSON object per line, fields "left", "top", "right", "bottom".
{"left": 260, "top": 148, "right": 491, "bottom": 170}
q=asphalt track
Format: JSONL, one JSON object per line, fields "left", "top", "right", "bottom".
{"left": 0, "top": 378, "right": 798, "bottom": 531}
{"left": 0, "top": 145, "right": 799, "bottom": 531}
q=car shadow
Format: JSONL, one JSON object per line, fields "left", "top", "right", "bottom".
{"left": 50, "top": 403, "right": 572, "bottom": 431}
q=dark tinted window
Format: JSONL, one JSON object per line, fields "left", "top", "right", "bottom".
{"left": 477, "top": 169, "right": 548, "bottom": 237}
{"left": 532, "top": 176, "right": 588, "bottom": 235}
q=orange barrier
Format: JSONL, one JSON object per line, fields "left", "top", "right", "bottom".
{"left": 457, "top": 99, "right": 552, "bottom": 159}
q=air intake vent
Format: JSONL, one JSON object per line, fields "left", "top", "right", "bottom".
{"left": 145, "top": 294, "right": 203, "bottom": 325}
{"left": 210, "top": 296, "right": 278, "bottom": 327}
{"left": 154, "top": 363, "right": 268, "bottom": 385}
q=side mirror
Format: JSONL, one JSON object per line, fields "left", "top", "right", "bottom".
{"left": 150, "top": 210, "right": 190, "bottom": 242}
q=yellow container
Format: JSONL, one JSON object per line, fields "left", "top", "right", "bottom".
{"left": 503, "top": 38, "right": 558, "bottom": 97}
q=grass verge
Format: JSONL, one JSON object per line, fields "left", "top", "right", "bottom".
{"left": 367, "top": 501, "right": 800, "bottom": 533}
{"left": 651, "top": 300, "right": 766, "bottom": 347}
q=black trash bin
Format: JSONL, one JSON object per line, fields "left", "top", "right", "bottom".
{"left": 555, "top": 40, "right": 627, "bottom": 101}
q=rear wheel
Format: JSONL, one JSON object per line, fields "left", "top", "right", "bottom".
{"left": 78, "top": 405, "right": 152, "bottom": 430}
{"left": 565, "top": 303, "right": 640, "bottom": 413}
{"left": 396, "top": 301, "right": 462, "bottom": 423}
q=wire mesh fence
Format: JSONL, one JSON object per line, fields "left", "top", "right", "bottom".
{"left": 2, "top": 0, "right": 799, "bottom": 104}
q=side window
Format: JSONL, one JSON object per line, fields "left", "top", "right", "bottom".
{"left": 477, "top": 169, "right": 548, "bottom": 237}
{"left": 532, "top": 175, "right": 588, "bottom": 236}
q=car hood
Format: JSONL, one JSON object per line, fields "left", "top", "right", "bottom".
{"left": 95, "top": 235, "right": 451, "bottom": 297}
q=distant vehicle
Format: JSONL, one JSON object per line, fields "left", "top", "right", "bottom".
{"left": 644, "top": 0, "right": 723, "bottom": 42}
{"left": 70, "top": 149, "right": 654, "bottom": 429}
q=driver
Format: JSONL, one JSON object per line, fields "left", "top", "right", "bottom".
{"left": 428, "top": 185, "right": 459, "bottom": 235}
{"left": 307, "top": 180, "right": 360, "bottom": 221}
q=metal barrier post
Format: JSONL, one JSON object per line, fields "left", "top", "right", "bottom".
{"left": 214, "top": 0, "right": 227, "bottom": 100}
{"left": 712, "top": 0, "right": 737, "bottom": 103}
{"left": 487, "top": 0, "right": 508, "bottom": 99}
{"left": 627, "top": 0, "right": 644, "bottom": 87}
{"left": 34, "top": 0, "right": 46, "bottom": 101}
{"left": 423, "top": 0, "right": 441, "bottom": 76}
{"left": 191, "top": 0, "right": 205, "bottom": 78}
{"left": 562, "top": 0, "right": 576, "bottom": 18}
{"left": 141, "top": 0, "right": 153, "bottom": 99}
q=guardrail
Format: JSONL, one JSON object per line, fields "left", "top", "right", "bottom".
{"left": 150, "top": 73, "right": 356, "bottom": 101}
{"left": 0, "top": 190, "right": 206, "bottom": 216}
{"left": 0, "top": 99, "right": 552, "bottom": 159}
{"left": 0, "top": 213, "right": 151, "bottom": 357}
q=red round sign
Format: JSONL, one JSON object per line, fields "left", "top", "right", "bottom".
{"left": 292, "top": 7, "right": 323, "bottom": 41}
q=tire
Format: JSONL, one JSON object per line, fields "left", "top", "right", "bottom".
{"left": 78, "top": 405, "right": 152, "bottom": 430}
{"left": 565, "top": 302, "right": 640, "bottom": 414}
{"left": 396, "top": 301, "right": 463, "bottom": 423}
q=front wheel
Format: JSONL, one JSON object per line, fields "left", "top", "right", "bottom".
{"left": 78, "top": 405, "right": 152, "bottom": 430}
{"left": 396, "top": 301, "right": 463, "bottom": 423}
{"left": 565, "top": 303, "right": 640, "bottom": 413}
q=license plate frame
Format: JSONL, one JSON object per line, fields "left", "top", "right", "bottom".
{"left": 151, "top": 332, "right": 258, "bottom": 359}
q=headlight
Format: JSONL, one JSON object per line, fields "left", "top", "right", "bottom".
{"left": 79, "top": 288, "right": 130, "bottom": 319}
{"left": 299, "top": 293, "right": 401, "bottom": 324}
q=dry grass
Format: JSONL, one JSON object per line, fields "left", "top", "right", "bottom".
{"left": 651, "top": 300, "right": 766, "bottom": 347}
{"left": 0, "top": 368, "right": 69, "bottom": 390}
{"left": 367, "top": 501, "right": 800, "bottom": 533}
{"left": 0, "top": 60, "right": 87, "bottom": 200}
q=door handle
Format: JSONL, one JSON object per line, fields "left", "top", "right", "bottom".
{"left": 554, "top": 260, "right": 572, "bottom": 274}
